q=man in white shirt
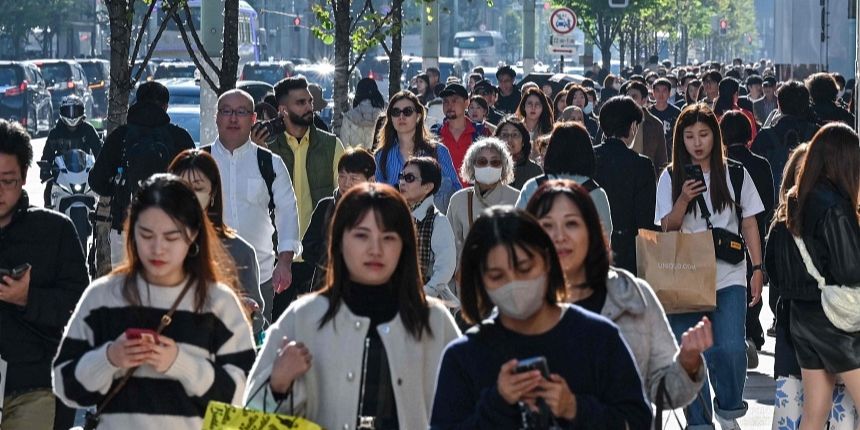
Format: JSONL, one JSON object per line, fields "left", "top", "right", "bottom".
{"left": 209, "top": 89, "right": 301, "bottom": 322}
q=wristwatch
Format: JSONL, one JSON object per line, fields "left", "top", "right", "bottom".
{"left": 751, "top": 264, "right": 766, "bottom": 277}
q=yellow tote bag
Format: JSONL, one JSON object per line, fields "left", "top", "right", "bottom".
{"left": 202, "top": 400, "right": 322, "bottom": 430}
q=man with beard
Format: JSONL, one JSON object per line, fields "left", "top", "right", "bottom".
{"left": 431, "top": 83, "right": 491, "bottom": 185}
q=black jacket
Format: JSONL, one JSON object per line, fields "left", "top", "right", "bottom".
{"left": 812, "top": 101, "right": 855, "bottom": 126}
{"left": 302, "top": 190, "right": 340, "bottom": 290}
{"left": 727, "top": 144, "right": 775, "bottom": 248}
{"left": 40, "top": 120, "right": 102, "bottom": 181}
{"left": 750, "top": 114, "right": 818, "bottom": 196}
{"left": 495, "top": 89, "right": 521, "bottom": 115}
{"left": 88, "top": 102, "right": 195, "bottom": 229}
{"left": 767, "top": 181, "right": 860, "bottom": 301}
{"left": 593, "top": 138, "right": 657, "bottom": 274}
{"left": 0, "top": 192, "right": 88, "bottom": 394}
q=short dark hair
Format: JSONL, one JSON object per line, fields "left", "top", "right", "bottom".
{"left": 403, "top": 156, "right": 442, "bottom": 196}
{"left": 626, "top": 80, "right": 649, "bottom": 99}
{"left": 599, "top": 96, "right": 644, "bottom": 138}
{"left": 496, "top": 65, "right": 516, "bottom": 80}
{"left": 0, "top": 119, "right": 32, "bottom": 174}
{"left": 254, "top": 102, "right": 277, "bottom": 119}
{"left": 832, "top": 72, "right": 846, "bottom": 88}
{"left": 746, "top": 75, "right": 763, "bottom": 87}
{"left": 426, "top": 67, "right": 440, "bottom": 79}
{"left": 652, "top": 78, "right": 673, "bottom": 92}
{"left": 542, "top": 122, "right": 595, "bottom": 177}
{"left": 719, "top": 110, "right": 753, "bottom": 146}
{"left": 472, "top": 67, "right": 485, "bottom": 76}
{"left": 806, "top": 72, "right": 839, "bottom": 104}
{"left": 274, "top": 76, "right": 309, "bottom": 105}
{"left": 338, "top": 147, "right": 376, "bottom": 178}
{"left": 458, "top": 206, "right": 565, "bottom": 324}
{"left": 777, "top": 81, "right": 811, "bottom": 117}
{"left": 136, "top": 81, "right": 169, "bottom": 106}
{"left": 703, "top": 70, "right": 722, "bottom": 84}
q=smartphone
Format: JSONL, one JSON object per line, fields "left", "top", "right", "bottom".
{"left": 125, "top": 328, "right": 159, "bottom": 344}
{"left": 0, "top": 263, "right": 31, "bottom": 280}
{"left": 684, "top": 164, "right": 706, "bottom": 191}
{"left": 514, "top": 356, "right": 550, "bottom": 379}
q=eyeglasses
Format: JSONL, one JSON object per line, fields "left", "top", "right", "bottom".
{"left": 390, "top": 107, "right": 416, "bottom": 118}
{"left": 475, "top": 157, "right": 503, "bottom": 168}
{"left": 498, "top": 132, "right": 521, "bottom": 140}
{"left": 0, "top": 178, "right": 21, "bottom": 190}
{"left": 398, "top": 172, "right": 419, "bottom": 183}
{"left": 217, "top": 108, "right": 253, "bottom": 117}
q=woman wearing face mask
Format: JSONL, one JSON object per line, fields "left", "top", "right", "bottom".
{"left": 525, "top": 179, "right": 711, "bottom": 411}
{"left": 447, "top": 137, "right": 519, "bottom": 262}
{"left": 494, "top": 116, "right": 543, "bottom": 190}
{"left": 430, "top": 207, "right": 652, "bottom": 429}
{"left": 53, "top": 175, "right": 256, "bottom": 429}
{"left": 244, "top": 183, "right": 461, "bottom": 429}
{"left": 516, "top": 87, "right": 554, "bottom": 143}
{"left": 167, "top": 149, "right": 263, "bottom": 329}
{"left": 565, "top": 84, "right": 600, "bottom": 140}
{"left": 656, "top": 104, "right": 765, "bottom": 429}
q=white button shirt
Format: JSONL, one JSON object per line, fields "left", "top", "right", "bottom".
{"left": 211, "top": 138, "right": 302, "bottom": 282}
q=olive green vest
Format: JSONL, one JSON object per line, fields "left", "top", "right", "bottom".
{"left": 269, "top": 125, "right": 338, "bottom": 207}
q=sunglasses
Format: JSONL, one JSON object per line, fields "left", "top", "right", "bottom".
{"left": 391, "top": 107, "right": 416, "bottom": 118}
{"left": 475, "top": 157, "right": 503, "bottom": 168}
{"left": 398, "top": 172, "right": 419, "bottom": 183}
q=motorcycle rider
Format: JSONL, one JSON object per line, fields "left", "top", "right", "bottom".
{"left": 40, "top": 95, "right": 102, "bottom": 207}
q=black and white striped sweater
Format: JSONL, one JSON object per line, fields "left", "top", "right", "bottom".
{"left": 52, "top": 275, "right": 256, "bottom": 429}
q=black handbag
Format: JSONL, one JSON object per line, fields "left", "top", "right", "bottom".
{"left": 696, "top": 195, "right": 746, "bottom": 264}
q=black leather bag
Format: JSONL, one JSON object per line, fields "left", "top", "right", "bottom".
{"left": 696, "top": 196, "right": 746, "bottom": 264}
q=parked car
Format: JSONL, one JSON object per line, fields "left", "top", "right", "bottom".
{"left": 163, "top": 78, "right": 200, "bottom": 106}
{"left": 78, "top": 59, "right": 110, "bottom": 126}
{"left": 361, "top": 55, "right": 393, "bottom": 97}
{"left": 237, "top": 80, "right": 274, "bottom": 105}
{"left": 240, "top": 61, "right": 294, "bottom": 85}
{"left": 131, "top": 60, "right": 157, "bottom": 82}
{"left": 154, "top": 61, "right": 196, "bottom": 80}
{"left": 0, "top": 61, "right": 53, "bottom": 136}
{"left": 167, "top": 105, "right": 200, "bottom": 147}
{"left": 32, "top": 59, "right": 94, "bottom": 121}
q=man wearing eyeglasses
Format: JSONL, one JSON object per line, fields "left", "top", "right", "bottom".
{"left": 89, "top": 81, "right": 195, "bottom": 272}
{"left": 0, "top": 119, "right": 89, "bottom": 430}
{"left": 210, "top": 89, "right": 301, "bottom": 325}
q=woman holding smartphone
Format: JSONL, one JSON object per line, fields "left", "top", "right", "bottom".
{"left": 244, "top": 183, "right": 460, "bottom": 430}
{"left": 656, "top": 103, "right": 765, "bottom": 429}
{"left": 430, "top": 207, "right": 651, "bottom": 429}
{"left": 53, "top": 174, "right": 256, "bottom": 429}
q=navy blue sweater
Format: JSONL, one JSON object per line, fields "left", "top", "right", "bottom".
{"left": 430, "top": 305, "right": 652, "bottom": 429}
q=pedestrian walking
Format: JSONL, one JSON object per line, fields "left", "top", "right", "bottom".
{"left": 244, "top": 183, "right": 460, "bottom": 429}
{"left": 494, "top": 117, "right": 542, "bottom": 189}
{"left": 430, "top": 206, "right": 652, "bottom": 429}
{"left": 339, "top": 78, "right": 386, "bottom": 150}
{"left": 53, "top": 174, "right": 256, "bottom": 430}
{"left": 516, "top": 87, "right": 554, "bottom": 144}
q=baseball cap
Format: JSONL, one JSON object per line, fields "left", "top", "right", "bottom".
{"left": 473, "top": 79, "right": 498, "bottom": 94}
{"left": 439, "top": 83, "right": 468, "bottom": 99}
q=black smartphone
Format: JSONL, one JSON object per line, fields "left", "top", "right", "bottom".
{"left": 684, "top": 164, "right": 706, "bottom": 190}
{"left": 0, "top": 263, "right": 31, "bottom": 280}
{"left": 514, "top": 356, "right": 550, "bottom": 379}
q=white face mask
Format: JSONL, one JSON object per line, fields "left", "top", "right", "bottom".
{"left": 583, "top": 104, "right": 594, "bottom": 115}
{"left": 487, "top": 275, "right": 547, "bottom": 320}
{"left": 194, "top": 192, "right": 211, "bottom": 211}
{"left": 474, "top": 166, "right": 502, "bottom": 184}
{"left": 613, "top": 82, "right": 621, "bottom": 91}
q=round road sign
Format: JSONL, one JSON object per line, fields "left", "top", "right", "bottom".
{"left": 550, "top": 8, "right": 577, "bottom": 35}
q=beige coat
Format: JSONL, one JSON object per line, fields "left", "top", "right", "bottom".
{"left": 243, "top": 294, "right": 461, "bottom": 430}
{"left": 602, "top": 268, "right": 706, "bottom": 407}
{"left": 447, "top": 184, "right": 520, "bottom": 261}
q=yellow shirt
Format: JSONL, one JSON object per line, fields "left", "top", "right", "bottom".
{"left": 285, "top": 129, "right": 344, "bottom": 237}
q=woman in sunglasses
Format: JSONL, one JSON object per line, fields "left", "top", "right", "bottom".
{"left": 398, "top": 157, "right": 459, "bottom": 307}
{"left": 375, "top": 91, "right": 461, "bottom": 212}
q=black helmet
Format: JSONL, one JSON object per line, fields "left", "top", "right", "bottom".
{"left": 59, "top": 95, "right": 85, "bottom": 127}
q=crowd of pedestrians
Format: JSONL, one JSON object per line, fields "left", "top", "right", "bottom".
{"left": 0, "top": 57, "right": 858, "bottom": 430}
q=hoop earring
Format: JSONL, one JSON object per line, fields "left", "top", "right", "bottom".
{"left": 188, "top": 242, "right": 200, "bottom": 257}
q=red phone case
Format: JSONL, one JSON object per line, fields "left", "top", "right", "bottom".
{"left": 125, "top": 328, "right": 159, "bottom": 344}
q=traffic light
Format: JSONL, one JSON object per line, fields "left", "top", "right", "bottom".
{"left": 293, "top": 16, "right": 301, "bottom": 32}
{"left": 719, "top": 19, "right": 728, "bottom": 35}
{"left": 608, "top": 0, "right": 629, "bottom": 7}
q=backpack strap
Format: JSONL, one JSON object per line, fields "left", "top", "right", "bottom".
{"left": 581, "top": 178, "right": 599, "bottom": 193}
{"left": 202, "top": 144, "right": 276, "bottom": 223}
{"left": 536, "top": 173, "right": 550, "bottom": 187}
{"left": 727, "top": 160, "right": 745, "bottom": 232}
{"left": 467, "top": 190, "right": 474, "bottom": 228}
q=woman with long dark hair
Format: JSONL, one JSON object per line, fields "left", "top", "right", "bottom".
{"left": 776, "top": 123, "right": 860, "bottom": 430}
{"left": 656, "top": 103, "right": 765, "bottom": 428}
{"left": 340, "top": 77, "right": 386, "bottom": 149}
{"left": 374, "top": 91, "right": 461, "bottom": 211}
{"left": 494, "top": 116, "right": 542, "bottom": 189}
{"left": 53, "top": 174, "right": 256, "bottom": 429}
{"left": 244, "top": 183, "right": 460, "bottom": 429}
{"left": 525, "top": 179, "right": 711, "bottom": 410}
{"left": 516, "top": 87, "right": 554, "bottom": 142}
{"left": 430, "top": 207, "right": 651, "bottom": 428}
{"left": 714, "top": 78, "right": 757, "bottom": 141}
{"left": 565, "top": 84, "right": 600, "bottom": 139}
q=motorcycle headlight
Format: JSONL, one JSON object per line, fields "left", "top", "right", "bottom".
{"left": 73, "top": 184, "right": 83, "bottom": 192}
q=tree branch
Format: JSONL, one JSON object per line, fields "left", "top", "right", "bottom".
{"left": 349, "top": 0, "right": 373, "bottom": 34}
{"left": 347, "top": 6, "right": 396, "bottom": 76}
{"left": 129, "top": 0, "right": 157, "bottom": 64}
{"left": 181, "top": 2, "right": 221, "bottom": 75}
{"left": 172, "top": 13, "right": 220, "bottom": 92}
{"left": 131, "top": 1, "right": 179, "bottom": 85}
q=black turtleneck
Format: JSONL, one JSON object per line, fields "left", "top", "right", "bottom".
{"left": 343, "top": 280, "right": 399, "bottom": 329}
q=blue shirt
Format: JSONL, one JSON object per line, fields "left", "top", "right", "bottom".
{"left": 375, "top": 139, "right": 462, "bottom": 213}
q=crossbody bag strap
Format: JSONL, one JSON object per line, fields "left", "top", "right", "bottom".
{"left": 467, "top": 190, "right": 474, "bottom": 228}
{"left": 90, "top": 279, "right": 195, "bottom": 421}
{"left": 695, "top": 195, "right": 715, "bottom": 230}
{"left": 791, "top": 236, "right": 826, "bottom": 289}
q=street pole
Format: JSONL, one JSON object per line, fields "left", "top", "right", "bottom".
{"left": 523, "top": 0, "right": 535, "bottom": 72}
{"left": 422, "top": 0, "right": 440, "bottom": 71}
{"left": 200, "top": 0, "right": 224, "bottom": 145}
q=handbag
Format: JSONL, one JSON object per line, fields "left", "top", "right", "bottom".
{"left": 76, "top": 279, "right": 194, "bottom": 430}
{"left": 636, "top": 228, "right": 717, "bottom": 314}
{"left": 695, "top": 196, "right": 746, "bottom": 265}
{"left": 792, "top": 235, "right": 860, "bottom": 332}
{"left": 202, "top": 379, "right": 322, "bottom": 430}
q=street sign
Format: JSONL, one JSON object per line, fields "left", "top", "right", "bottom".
{"left": 549, "top": 8, "right": 577, "bottom": 35}
{"left": 550, "top": 35, "right": 577, "bottom": 54}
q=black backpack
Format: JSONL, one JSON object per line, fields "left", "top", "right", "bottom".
{"left": 111, "top": 124, "right": 175, "bottom": 224}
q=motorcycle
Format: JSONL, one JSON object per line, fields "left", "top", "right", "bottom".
{"left": 38, "top": 149, "right": 97, "bottom": 249}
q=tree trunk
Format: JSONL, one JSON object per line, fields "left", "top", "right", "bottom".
{"left": 389, "top": 0, "right": 403, "bottom": 98}
{"left": 680, "top": 24, "right": 688, "bottom": 65}
{"left": 331, "top": 0, "right": 351, "bottom": 134}
{"left": 220, "top": 0, "right": 240, "bottom": 93}
{"left": 619, "top": 29, "right": 626, "bottom": 69}
{"left": 600, "top": 41, "right": 612, "bottom": 71}
{"left": 106, "top": 1, "right": 133, "bottom": 134}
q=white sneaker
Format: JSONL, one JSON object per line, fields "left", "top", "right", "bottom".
{"left": 715, "top": 414, "right": 741, "bottom": 430}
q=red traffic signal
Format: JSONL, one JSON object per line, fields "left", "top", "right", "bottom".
{"left": 719, "top": 19, "right": 728, "bottom": 29}
{"left": 293, "top": 16, "right": 301, "bottom": 26}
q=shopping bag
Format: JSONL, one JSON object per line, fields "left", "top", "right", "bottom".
{"left": 635, "top": 229, "right": 717, "bottom": 314}
{"left": 202, "top": 400, "right": 322, "bottom": 430}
